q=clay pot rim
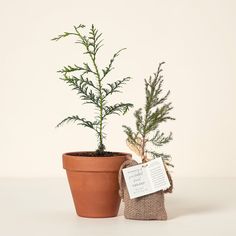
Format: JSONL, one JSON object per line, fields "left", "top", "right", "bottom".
{"left": 63, "top": 151, "right": 132, "bottom": 172}
{"left": 63, "top": 151, "right": 131, "bottom": 159}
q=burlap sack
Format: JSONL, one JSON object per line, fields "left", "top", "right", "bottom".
{"left": 118, "top": 159, "right": 173, "bottom": 220}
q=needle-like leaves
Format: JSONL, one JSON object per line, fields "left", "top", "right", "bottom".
{"left": 123, "top": 62, "right": 174, "bottom": 164}
{"left": 53, "top": 24, "right": 133, "bottom": 154}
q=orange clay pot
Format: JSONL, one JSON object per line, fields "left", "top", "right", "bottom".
{"left": 63, "top": 152, "right": 131, "bottom": 218}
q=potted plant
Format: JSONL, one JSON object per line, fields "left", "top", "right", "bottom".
{"left": 119, "top": 62, "right": 174, "bottom": 220}
{"left": 52, "top": 24, "right": 133, "bottom": 218}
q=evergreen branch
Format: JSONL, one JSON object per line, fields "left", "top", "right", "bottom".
{"left": 61, "top": 74, "right": 100, "bottom": 107}
{"left": 144, "top": 62, "right": 166, "bottom": 112}
{"left": 102, "top": 77, "right": 131, "bottom": 97}
{"left": 73, "top": 25, "right": 95, "bottom": 59}
{"left": 101, "top": 48, "right": 126, "bottom": 79}
{"left": 76, "top": 78, "right": 100, "bottom": 106}
{"left": 51, "top": 24, "right": 85, "bottom": 41}
{"left": 79, "top": 76, "right": 99, "bottom": 91}
{"left": 144, "top": 103, "right": 173, "bottom": 133}
{"left": 88, "top": 24, "right": 104, "bottom": 55}
{"left": 164, "top": 162, "right": 174, "bottom": 168}
{"left": 123, "top": 125, "right": 134, "bottom": 140}
{"left": 56, "top": 115, "right": 99, "bottom": 132}
{"left": 150, "top": 131, "right": 172, "bottom": 147}
{"left": 153, "top": 103, "right": 174, "bottom": 123}
{"left": 147, "top": 151, "right": 171, "bottom": 161}
{"left": 123, "top": 125, "right": 141, "bottom": 147}
{"left": 58, "top": 63, "right": 96, "bottom": 76}
{"left": 103, "top": 103, "right": 133, "bottom": 118}
{"left": 134, "top": 108, "right": 143, "bottom": 134}
{"left": 60, "top": 73, "right": 79, "bottom": 89}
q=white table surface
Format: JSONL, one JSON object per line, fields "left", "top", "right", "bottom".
{"left": 0, "top": 178, "right": 235, "bottom": 236}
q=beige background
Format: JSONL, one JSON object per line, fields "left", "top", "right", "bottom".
{"left": 0, "top": 0, "right": 235, "bottom": 177}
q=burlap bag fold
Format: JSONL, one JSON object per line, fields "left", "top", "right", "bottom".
{"left": 118, "top": 159, "right": 173, "bottom": 220}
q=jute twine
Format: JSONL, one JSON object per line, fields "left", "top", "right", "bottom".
{"left": 118, "top": 159, "right": 173, "bottom": 220}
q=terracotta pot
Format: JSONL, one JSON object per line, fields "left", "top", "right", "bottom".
{"left": 63, "top": 152, "right": 131, "bottom": 218}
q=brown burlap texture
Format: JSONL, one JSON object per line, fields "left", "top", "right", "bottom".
{"left": 118, "top": 159, "right": 173, "bottom": 220}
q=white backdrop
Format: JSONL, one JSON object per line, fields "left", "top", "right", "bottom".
{"left": 1, "top": 0, "right": 236, "bottom": 177}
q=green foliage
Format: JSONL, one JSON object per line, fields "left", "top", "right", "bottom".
{"left": 123, "top": 62, "right": 174, "bottom": 165}
{"left": 53, "top": 24, "right": 133, "bottom": 155}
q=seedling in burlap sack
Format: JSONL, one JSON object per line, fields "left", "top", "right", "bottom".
{"left": 119, "top": 62, "right": 174, "bottom": 220}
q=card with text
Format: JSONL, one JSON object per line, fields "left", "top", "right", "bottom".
{"left": 122, "top": 158, "right": 170, "bottom": 199}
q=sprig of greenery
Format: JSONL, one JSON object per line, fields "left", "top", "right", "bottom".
{"left": 53, "top": 24, "right": 133, "bottom": 154}
{"left": 102, "top": 77, "right": 131, "bottom": 97}
{"left": 123, "top": 62, "right": 174, "bottom": 165}
{"left": 101, "top": 48, "right": 126, "bottom": 79}
{"left": 56, "top": 116, "right": 99, "bottom": 131}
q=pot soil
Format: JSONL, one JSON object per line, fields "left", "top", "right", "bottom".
{"left": 63, "top": 152, "right": 131, "bottom": 218}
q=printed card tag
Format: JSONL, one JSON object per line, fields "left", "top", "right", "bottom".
{"left": 122, "top": 158, "right": 170, "bottom": 199}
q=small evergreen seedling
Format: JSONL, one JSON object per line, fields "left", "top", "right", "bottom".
{"left": 52, "top": 24, "right": 133, "bottom": 155}
{"left": 123, "top": 62, "right": 174, "bottom": 166}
